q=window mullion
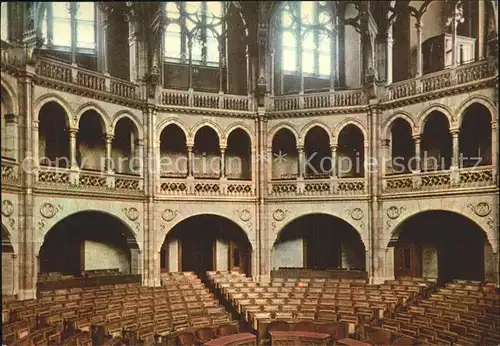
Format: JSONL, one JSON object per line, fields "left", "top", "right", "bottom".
{"left": 296, "top": 3, "right": 302, "bottom": 75}
{"left": 70, "top": 3, "right": 77, "bottom": 63}
{"left": 47, "top": 4, "right": 54, "bottom": 46}
{"left": 180, "top": 4, "right": 187, "bottom": 63}
{"left": 202, "top": 2, "right": 207, "bottom": 65}
{"left": 314, "top": 4, "right": 320, "bottom": 75}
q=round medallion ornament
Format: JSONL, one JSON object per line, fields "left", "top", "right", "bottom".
{"left": 40, "top": 203, "right": 57, "bottom": 219}
{"left": 162, "top": 209, "right": 177, "bottom": 222}
{"left": 474, "top": 202, "right": 491, "bottom": 217}
{"left": 125, "top": 207, "right": 139, "bottom": 221}
{"left": 239, "top": 209, "right": 251, "bottom": 222}
{"left": 272, "top": 209, "right": 287, "bottom": 221}
{"left": 2, "top": 200, "right": 14, "bottom": 217}
{"left": 350, "top": 208, "right": 364, "bottom": 221}
{"left": 387, "top": 206, "right": 401, "bottom": 219}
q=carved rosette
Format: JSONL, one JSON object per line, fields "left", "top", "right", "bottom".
{"left": 2, "top": 200, "right": 14, "bottom": 217}
{"left": 122, "top": 207, "right": 140, "bottom": 232}
{"left": 2, "top": 200, "right": 16, "bottom": 231}
{"left": 122, "top": 207, "right": 140, "bottom": 221}
{"left": 40, "top": 203, "right": 62, "bottom": 219}
{"left": 162, "top": 209, "right": 179, "bottom": 222}
{"left": 235, "top": 209, "right": 252, "bottom": 230}
{"left": 346, "top": 207, "right": 365, "bottom": 229}
{"left": 271, "top": 209, "right": 289, "bottom": 231}
{"left": 467, "top": 202, "right": 492, "bottom": 217}
{"left": 385, "top": 205, "right": 406, "bottom": 230}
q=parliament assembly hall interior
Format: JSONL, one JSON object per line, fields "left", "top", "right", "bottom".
{"left": 1, "top": 0, "right": 499, "bottom": 345}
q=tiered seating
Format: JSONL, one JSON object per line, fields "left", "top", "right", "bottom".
{"left": 2, "top": 271, "right": 235, "bottom": 345}
{"left": 208, "top": 271, "right": 435, "bottom": 344}
{"left": 375, "top": 279, "right": 500, "bottom": 345}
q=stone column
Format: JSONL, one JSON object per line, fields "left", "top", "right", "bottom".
{"left": 19, "top": 67, "right": 36, "bottom": 300}
{"left": 413, "top": 135, "right": 421, "bottom": 172}
{"left": 386, "top": 29, "right": 394, "bottom": 84}
{"left": 415, "top": 20, "right": 423, "bottom": 77}
{"left": 220, "top": 147, "right": 226, "bottom": 179}
{"left": 297, "top": 145, "right": 305, "bottom": 178}
{"left": 69, "top": 128, "right": 78, "bottom": 169}
{"left": 105, "top": 134, "right": 114, "bottom": 173}
{"left": 257, "top": 108, "right": 269, "bottom": 280}
{"left": 492, "top": 122, "right": 498, "bottom": 173}
{"left": 382, "top": 139, "right": 391, "bottom": 175}
{"left": 330, "top": 145, "right": 337, "bottom": 177}
{"left": 4, "top": 114, "right": 19, "bottom": 160}
{"left": 32, "top": 120, "right": 39, "bottom": 167}
{"left": 101, "top": 12, "right": 109, "bottom": 74}
{"left": 330, "top": 28, "right": 337, "bottom": 90}
{"left": 364, "top": 141, "right": 370, "bottom": 180}
{"left": 187, "top": 145, "right": 194, "bottom": 177}
{"left": 136, "top": 139, "right": 144, "bottom": 176}
{"left": 451, "top": 129, "right": 460, "bottom": 168}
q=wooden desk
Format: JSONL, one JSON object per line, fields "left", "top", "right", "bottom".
{"left": 269, "top": 331, "right": 331, "bottom": 345}
{"left": 336, "top": 338, "right": 372, "bottom": 346}
{"left": 204, "top": 333, "right": 257, "bottom": 346}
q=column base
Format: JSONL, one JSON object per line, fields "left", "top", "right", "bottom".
{"left": 18, "top": 288, "right": 37, "bottom": 300}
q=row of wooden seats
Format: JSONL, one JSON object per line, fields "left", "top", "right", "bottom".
{"left": 3, "top": 272, "right": 235, "bottom": 345}
{"left": 377, "top": 280, "right": 500, "bottom": 345}
{"left": 170, "top": 322, "right": 241, "bottom": 345}
{"left": 209, "top": 272, "right": 435, "bottom": 341}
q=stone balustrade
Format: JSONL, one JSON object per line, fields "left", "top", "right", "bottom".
{"left": 382, "top": 166, "right": 496, "bottom": 194}
{"left": 269, "top": 89, "right": 367, "bottom": 111}
{"left": 34, "top": 56, "right": 141, "bottom": 100}
{"left": 158, "top": 178, "right": 254, "bottom": 197}
{"left": 387, "top": 58, "right": 496, "bottom": 101}
{"left": 1, "top": 158, "right": 19, "bottom": 185}
{"left": 268, "top": 177, "right": 367, "bottom": 197}
{"left": 160, "top": 89, "right": 254, "bottom": 111}
{"left": 35, "top": 166, "right": 144, "bottom": 193}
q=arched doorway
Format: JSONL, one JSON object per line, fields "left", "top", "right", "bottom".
{"left": 38, "top": 211, "right": 139, "bottom": 276}
{"left": 2, "top": 225, "right": 16, "bottom": 295}
{"left": 391, "top": 211, "right": 492, "bottom": 283}
{"left": 160, "top": 215, "right": 252, "bottom": 278}
{"left": 272, "top": 214, "right": 365, "bottom": 271}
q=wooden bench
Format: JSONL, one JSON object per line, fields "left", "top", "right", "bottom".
{"left": 269, "top": 331, "right": 331, "bottom": 345}
{"left": 203, "top": 332, "right": 257, "bottom": 346}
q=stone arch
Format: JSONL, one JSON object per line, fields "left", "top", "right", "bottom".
{"left": 417, "top": 104, "right": 454, "bottom": 134}
{"left": 190, "top": 120, "right": 224, "bottom": 144}
{"left": 385, "top": 207, "right": 497, "bottom": 253}
{"left": 111, "top": 110, "right": 144, "bottom": 140}
{"left": 35, "top": 208, "right": 141, "bottom": 258}
{"left": 299, "top": 121, "right": 333, "bottom": 146}
{"left": 271, "top": 211, "right": 367, "bottom": 251}
{"left": 224, "top": 123, "right": 255, "bottom": 146}
{"left": 75, "top": 103, "right": 111, "bottom": 134}
{"left": 156, "top": 118, "right": 190, "bottom": 144}
{"left": 159, "top": 212, "right": 254, "bottom": 253}
{"left": 271, "top": 212, "right": 367, "bottom": 271}
{"left": 332, "top": 119, "right": 367, "bottom": 145}
{"left": 0, "top": 78, "right": 18, "bottom": 116}
{"left": 34, "top": 94, "right": 74, "bottom": 127}
{"left": 267, "top": 122, "right": 300, "bottom": 148}
{"left": 382, "top": 111, "right": 417, "bottom": 140}
{"left": 456, "top": 96, "right": 497, "bottom": 128}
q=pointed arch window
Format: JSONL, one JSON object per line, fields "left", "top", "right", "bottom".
{"left": 163, "top": 1, "right": 224, "bottom": 66}
{"left": 41, "top": 2, "right": 96, "bottom": 53}
{"left": 1, "top": 2, "right": 9, "bottom": 41}
{"left": 278, "top": 1, "right": 334, "bottom": 78}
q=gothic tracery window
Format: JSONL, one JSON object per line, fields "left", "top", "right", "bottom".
{"left": 41, "top": 2, "right": 96, "bottom": 52}
{"left": 164, "top": 1, "right": 224, "bottom": 66}
{"left": 279, "top": 1, "right": 334, "bottom": 77}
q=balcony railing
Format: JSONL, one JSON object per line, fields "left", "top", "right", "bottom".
{"left": 269, "top": 89, "right": 367, "bottom": 111}
{"left": 387, "top": 59, "right": 496, "bottom": 101}
{"left": 1, "top": 158, "right": 20, "bottom": 185}
{"left": 35, "top": 166, "right": 144, "bottom": 193}
{"left": 382, "top": 166, "right": 496, "bottom": 193}
{"left": 158, "top": 178, "right": 254, "bottom": 197}
{"left": 34, "top": 57, "right": 141, "bottom": 101}
{"left": 160, "top": 89, "right": 254, "bottom": 112}
{"left": 268, "top": 177, "right": 367, "bottom": 197}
